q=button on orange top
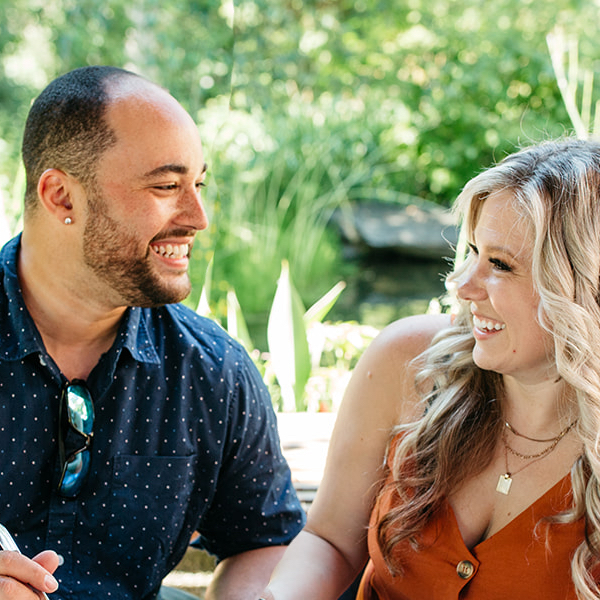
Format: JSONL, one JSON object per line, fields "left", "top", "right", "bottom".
{"left": 456, "top": 560, "right": 475, "bottom": 579}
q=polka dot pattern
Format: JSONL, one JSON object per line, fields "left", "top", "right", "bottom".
{"left": 0, "top": 235, "right": 305, "bottom": 599}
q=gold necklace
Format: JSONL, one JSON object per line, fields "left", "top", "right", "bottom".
{"left": 496, "top": 418, "right": 578, "bottom": 495}
{"left": 504, "top": 418, "right": 577, "bottom": 443}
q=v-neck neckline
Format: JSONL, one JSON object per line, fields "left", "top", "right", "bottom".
{"left": 447, "top": 471, "right": 572, "bottom": 551}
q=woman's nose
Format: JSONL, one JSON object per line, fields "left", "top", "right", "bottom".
{"left": 456, "top": 262, "right": 487, "bottom": 302}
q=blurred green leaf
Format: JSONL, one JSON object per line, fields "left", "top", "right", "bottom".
{"left": 304, "top": 281, "right": 347, "bottom": 326}
{"left": 267, "top": 260, "right": 311, "bottom": 412}
{"left": 226, "top": 286, "right": 254, "bottom": 351}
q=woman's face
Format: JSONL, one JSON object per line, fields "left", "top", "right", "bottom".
{"left": 456, "top": 190, "right": 555, "bottom": 385}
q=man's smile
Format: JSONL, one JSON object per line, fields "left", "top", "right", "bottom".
{"left": 150, "top": 242, "right": 190, "bottom": 259}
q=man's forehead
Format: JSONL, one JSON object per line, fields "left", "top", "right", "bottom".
{"left": 97, "top": 85, "right": 205, "bottom": 178}
{"left": 105, "top": 86, "right": 201, "bottom": 146}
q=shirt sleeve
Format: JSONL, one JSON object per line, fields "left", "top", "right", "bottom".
{"left": 192, "top": 343, "right": 306, "bottom": 559}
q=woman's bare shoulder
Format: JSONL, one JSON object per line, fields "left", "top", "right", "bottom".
{"left": 366, "top": 312, "right": 452, "bottom": 365}
{"left": 340, "top": 313, "right": 451, "bottom": 423}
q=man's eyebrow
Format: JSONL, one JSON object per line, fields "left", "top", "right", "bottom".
{"left": 143, "top": 162, "right": 208, "bottom": 178}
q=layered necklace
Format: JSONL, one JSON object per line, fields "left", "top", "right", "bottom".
{"left": 496, "top": 417, "right": 578, "bottom": 495}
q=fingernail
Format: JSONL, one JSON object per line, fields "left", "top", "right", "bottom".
{"left": 44, "top": 574, "right": 59, "bottom": 591}
{"left": 57, "top": 554, "right": 65, "bottom": 566}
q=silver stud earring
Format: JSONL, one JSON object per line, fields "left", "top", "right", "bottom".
{"left": 64, "top": 217, "right": 72, "bottom": 225}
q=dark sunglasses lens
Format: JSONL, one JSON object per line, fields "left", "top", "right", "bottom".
{"left": 65, "top": 383, "right": 94, "bottom": 435}
{"left": 60, "top": 449, "right": 91, "bottom": 497}
{"left": 59, "top": 382, "right": 94, "bottom": 497}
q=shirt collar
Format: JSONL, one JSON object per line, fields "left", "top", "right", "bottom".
{"left": 0, "top": 234, "right": 45, "bottom": 361}
{"left": 0, "top": 234, "right": 160, "bottom": 366}
{"left": 116, "top": 307, "right": 161, "bottom": 365}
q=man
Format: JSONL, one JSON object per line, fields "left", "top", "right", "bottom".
{"left": 0, "top": 66, "right": 304, "bottom": 599}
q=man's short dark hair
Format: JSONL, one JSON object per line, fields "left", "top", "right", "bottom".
{"left": 21, "top": 65, "right": 141, "bottom": 213}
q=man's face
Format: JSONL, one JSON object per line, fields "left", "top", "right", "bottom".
{"left": 81, "top": 83, "right": 209, "bottom": 308}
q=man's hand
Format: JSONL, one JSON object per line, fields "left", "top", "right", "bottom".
{"left": 0, "top": 550, "right": 60, "bottom": 599}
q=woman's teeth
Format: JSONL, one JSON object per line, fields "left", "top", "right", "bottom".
{"left": 473, "top": 316, "right": 506, "bottom": 331}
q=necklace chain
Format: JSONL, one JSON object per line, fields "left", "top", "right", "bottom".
{"left": 496, "top": 418, "right": 578, "bottom": 495}
{"left": 504, "top": 418, "right": 577, "bottom": 443}
{"left": 502, "top": 428, "right": 558, "bottom": 460}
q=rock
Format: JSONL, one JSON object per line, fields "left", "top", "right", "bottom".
{"left": 334, "top": 200, "right": 459, "bottom": 260}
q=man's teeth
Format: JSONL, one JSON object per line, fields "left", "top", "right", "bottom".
{"left": 473, "top": 316, "right": 506, "bottom": 331}
{"left": 152, "top": 243, "right": 189, "bottom": 258}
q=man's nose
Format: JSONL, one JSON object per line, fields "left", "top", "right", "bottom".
{"left": 181, "top": 185, "right": 209, "bottom": 231}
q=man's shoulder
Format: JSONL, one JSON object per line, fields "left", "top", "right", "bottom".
{"left": 0, "top": 236, "right": 24, "bottom": 332}
{"left": 147, "top": 302, "right": 243, "bottom": 355}
{"left": 0, "top": 235, "right": 19, "bottom": 281}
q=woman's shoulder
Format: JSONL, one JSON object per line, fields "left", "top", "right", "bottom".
{"left": 346, "top": 313, "right": 452, "bottom": 423}
{"left": 368, "top": 312, "right": 452, "bottom": 364}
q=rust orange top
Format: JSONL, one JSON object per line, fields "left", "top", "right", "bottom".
{"left": 358, "top": 469, "right": 585, "bottom": 600}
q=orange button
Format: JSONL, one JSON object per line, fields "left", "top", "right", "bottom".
{"left": 456, "top": 560, "right": 475, "bottom": 579}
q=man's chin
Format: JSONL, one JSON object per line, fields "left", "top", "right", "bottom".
{"left": 134, "top": 278, "right": 192, "bottom": 308}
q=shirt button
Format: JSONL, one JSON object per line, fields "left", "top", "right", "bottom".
{"left": 456, "top": 560, "right": 475, "bottom": 579}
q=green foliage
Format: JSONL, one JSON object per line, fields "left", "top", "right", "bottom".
{"left": 226, "top": 286, "right": 253, "bottom": 351}
{"left": 2, "top": 0, "right": 600, "bottom": 343}
{"left": 231, "top": 0, "right": 600, "bottom": 205}
{"left": 547, "top": 27, "right": 600, "bottom": 139}
{"left": 198, "top": 255, "right": 359, "bottom": 411}
{"left": 267, "top": 260, "right": 312, "bottom": 412}
{"left": 187, "top": 97, "right": 362, "bottom": 322}
{"left": 3, "top": 0, "right": 599, "bottom": 409}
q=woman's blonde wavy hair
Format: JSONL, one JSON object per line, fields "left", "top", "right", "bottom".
{"left": 377, "top": 138, "right": 600, "bottom": 599}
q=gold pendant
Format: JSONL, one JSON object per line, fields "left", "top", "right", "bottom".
{"left": 496, "top": 473, "right": 512, "bottom": 495}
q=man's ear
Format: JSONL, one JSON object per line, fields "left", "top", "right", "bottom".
{"left": 37, "top": 168, "right": 75, "bottom": 223}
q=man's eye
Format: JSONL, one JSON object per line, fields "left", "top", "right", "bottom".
{"left": 196, "top": 182, "right": 206, "bottom": 189}
{"left": 155, "top": 184, "right": 178, "bottom": 190}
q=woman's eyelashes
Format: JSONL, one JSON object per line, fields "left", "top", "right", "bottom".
{"left": 489, "top": 258, "right": 512, "bottom": 272}
{"left": 467, "top": 242, "right": 513, "bottom": 272}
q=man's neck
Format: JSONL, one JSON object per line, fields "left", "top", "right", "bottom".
{"left": 18, "top": 239, "right": 125, "bottom": 381}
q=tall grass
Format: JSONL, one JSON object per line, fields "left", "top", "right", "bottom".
{"left": 212, "top": 137, "right": 353, "bottom": 307}
{"left": 189, "top": 96, "right": 414, "bottom": 335}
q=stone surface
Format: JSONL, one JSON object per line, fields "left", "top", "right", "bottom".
{"left": 334, "top": 200, "right": 459, "bottom": 259}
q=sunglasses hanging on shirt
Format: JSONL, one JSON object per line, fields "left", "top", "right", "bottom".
{"left": 57, "top": 379, "right": 95, "bottom": 498}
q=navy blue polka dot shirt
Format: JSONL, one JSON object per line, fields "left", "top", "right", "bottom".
{"left": 0, "top": 235, "right": 305, "bottom": 599}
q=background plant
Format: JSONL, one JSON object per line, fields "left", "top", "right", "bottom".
{"left": 1, "top": 0, "right": 600, "bottom": 346}
{"left": 200, "top": 257, "right": 376, "bottom": 412}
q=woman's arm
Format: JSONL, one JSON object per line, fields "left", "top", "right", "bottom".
{"left": 263, "top": 313, "right": 450, "bottom": 600}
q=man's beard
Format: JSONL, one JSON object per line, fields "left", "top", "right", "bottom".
{"left": 82, "top": 189, "right": 192, "bottom": 308}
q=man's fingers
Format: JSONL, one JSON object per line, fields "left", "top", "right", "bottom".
{"left": 0, "top": 551, "right": 59, "bottom": 597}
{"left": 31, "top": 551, "right": 61, "bottom": 576}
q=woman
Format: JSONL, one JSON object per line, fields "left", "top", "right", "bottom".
{"left": 261, "top": 139, "right": 600, "bottom": 599}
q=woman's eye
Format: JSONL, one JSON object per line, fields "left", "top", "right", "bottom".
{"left": 489, "top": 258, "right": 512, "bottom": 272}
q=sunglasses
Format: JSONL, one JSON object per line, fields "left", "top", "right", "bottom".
{"left": 58, "top": 379, "right": 95, "bottom": 497}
